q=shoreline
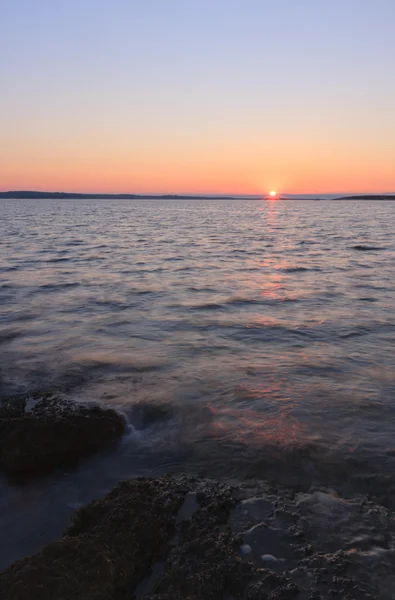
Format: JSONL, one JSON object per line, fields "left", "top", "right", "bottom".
{"left": 1, "top": 191, "right": 395, "bottom": 201}
{"left": 1, "top": 472, "right": 394, "bottom": 599}
{"left": 1, "top": 396, "right": 395, "bottom": 597}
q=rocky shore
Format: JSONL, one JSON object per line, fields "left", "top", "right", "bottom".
{"left": 0, "top": 395, "right": 394, "bottom": 599}
{"left": 1, "top": 473, "right": 394, "bottom": 599}
{"left": 0, "top": 393, "right": 126, "bottom": 475}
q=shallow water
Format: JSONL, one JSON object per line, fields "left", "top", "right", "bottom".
{"left": 1, "top": 198, "right": 395, "bottom": 567}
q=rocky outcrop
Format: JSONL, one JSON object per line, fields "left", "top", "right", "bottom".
{"left": 2, "top": 475, "right": 394, "bottom": 599}
{"left": 0, "top": 393, "right": 126, "bottom": 475}
{"left": 0, "top": 476, "right": 301, "bottom": 600}
{"left": 0, "top": 476, "right": 187, "bottom": 600}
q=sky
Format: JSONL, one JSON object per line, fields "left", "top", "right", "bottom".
{"left": 1, "top": 0, "right": 395, "bottom": 195}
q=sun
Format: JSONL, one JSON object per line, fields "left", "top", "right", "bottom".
{"left": 269, "top": 190, "right": 277, "bottom": 197}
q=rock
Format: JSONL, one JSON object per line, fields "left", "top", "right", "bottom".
{"left": 146, "top": 480, "right": 254, "bottom": 600}
{"left": 0, "top": 393, "right": 126, "bottom": 475}
{"left": 0, "top": 476, "right": 301, "bottom": 600}
{"left": 0, "top": 475, "right": 394, "bottom": 599}
{"left": 0, "top": 476, "right": 187, "bottom": 600}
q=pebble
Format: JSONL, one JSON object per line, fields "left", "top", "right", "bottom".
{"left": 261, "top": 554, "right": 278, "bottom": 562}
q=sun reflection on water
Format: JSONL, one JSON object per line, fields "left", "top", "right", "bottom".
{"left": 206, "top": 376, "right": 304, "bottom": 450}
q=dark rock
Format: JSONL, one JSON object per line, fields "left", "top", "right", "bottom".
{"left": 0, "top": 393, "right": 126, "bottom": 475}
{"left": 147, "top": 480, "right": 253, "bottom": 600}
{"left": 245, "top": 575, "right": 300, "bottom": 599}
{"left": 0, "top": 475, "right": 394, "bottom": 599}
{"left": 0, "top": 476, "right": 187, "bottom": 600}
{"left": 0, "top": 476, "right": 301, "bottom": 600}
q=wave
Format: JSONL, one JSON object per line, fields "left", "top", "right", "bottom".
{"left": 46, "top": 257, "right": 71, "bottom": 263}
{"left": 185, "top": 296, "right": 300, "bottom": 311}
{"left": 38, "top": 282, "right": 80, "bottom": 291}
{"left": 277, "top": 266, "right": 311, "bottom": 273}
{"left": 351, "top": 245, "right": 386, "bottom": 251}
{"left": 189, "top": 302, "right": 224, "bottom": 310}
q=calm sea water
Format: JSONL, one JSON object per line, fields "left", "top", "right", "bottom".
{"left": 1, "top": 198, "right": 395, "bottom": 566}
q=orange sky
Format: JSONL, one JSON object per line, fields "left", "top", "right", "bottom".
{"left": 2, "top": 128, "right": 394, "bottom": 195}
{"left": 2, "top": 1, "right": 394, "bottom": 195}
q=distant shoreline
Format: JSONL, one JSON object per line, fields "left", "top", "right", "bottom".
{"left": 0, "top": 191, "right": 237, "bottom": 200}
{"left": 1, "top": 191, "right": 395, "bottom": 200}
{"left": 333, "top": 194, "right": 395, "bottom": 200}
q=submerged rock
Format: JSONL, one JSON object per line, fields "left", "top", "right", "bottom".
{"left": 0, "top": 393, "right": 126, "bottom": 475}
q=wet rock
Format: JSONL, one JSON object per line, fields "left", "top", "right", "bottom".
{"left": 229, "top": 495, "right": 275, "bottom": 534}
{"left": 146, "top": 479, "right": 254, "bottom": 599}
{"left": 231, "top": 483, "right": 395, "bottom": 599}
{"left": 0, "top": 393, "right": 126, "bottom": 475}
{"left": 296, "top": 490, "right": 393, "bottom": 555}
{"left": 244, "top": 572, "right": 300, "bottom": 600}
{"left": 1, "top": 475, "right": 394, "bottom": 599}
{"left": 0, "top": 476, "right": 301, "bottom": 600}
{"left": 0, "top": 476, "right": 187, "bottom": 600}
{"left": 241, "top": 523, "right": 300, "bottom": 572}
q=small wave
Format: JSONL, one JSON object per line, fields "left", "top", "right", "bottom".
{"left": 39, "top": 282, "right": 80, "bottom": 291}
{"left": 46, "top": 257, "right": 71, "bottom": 263}
{"left": 190, "top": 302, "right": 224, "bottom": 311}
{"left": 137, "top": 267, "right": 165, "bottom": 273}
{"left": 187, "top": 286, "right": 217, "bottom": 293}
{"left": 221, "top": 297, "right": 258, "bottom": 308}
{"left": 0, "top": 329, "right": 22, "bottom": 344}
{"left": 73, "top": 353, "right": 165, "bottom": 373}
{"left": 93, "top": 300, "right": 131, "bottom": 311}
{"left": 278, "top": 266, "right": 310, "bottom": 273}
{"left": 225, "top": 296, "right": 299, "bottom": 307}
{"left": 182, "top": 296, "right": 301, "bottom": 317}
{"left": 351, "top": 245, "right": 386, "bottom": 251}
{"left": 244, "top": 322, "right": 311, "bottom": 340}
{"left": 339, "top": 328, "right": 370, "bottom": 339}
{"left": 77, "top": 256, "right": 106, "bottom": 262}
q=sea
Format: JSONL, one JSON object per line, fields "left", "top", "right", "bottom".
{"left": 1, "top": 197, "right": 395, "bottom": 568}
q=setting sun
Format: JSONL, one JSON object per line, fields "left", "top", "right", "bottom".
{"left": 269, "top": 191, "right": 277, "bottom": 197}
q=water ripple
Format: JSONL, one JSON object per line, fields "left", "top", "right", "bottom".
{"left": 0, "top": 197, "right": 395, "bottom": 500}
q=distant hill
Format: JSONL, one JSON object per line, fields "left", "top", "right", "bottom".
{"left": 334, "top": 195, "right": 395, "bottom": 200}
{"left": 0, "top": 190, "right": 237, "bottom": 200}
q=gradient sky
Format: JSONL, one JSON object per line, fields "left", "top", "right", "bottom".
{"left": 1, "top": 0, "right": 394, "bottom": 194}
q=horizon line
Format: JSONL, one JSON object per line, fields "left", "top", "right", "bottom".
{"left": 1, "top": 189, "right": 395, "bottom": 198}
